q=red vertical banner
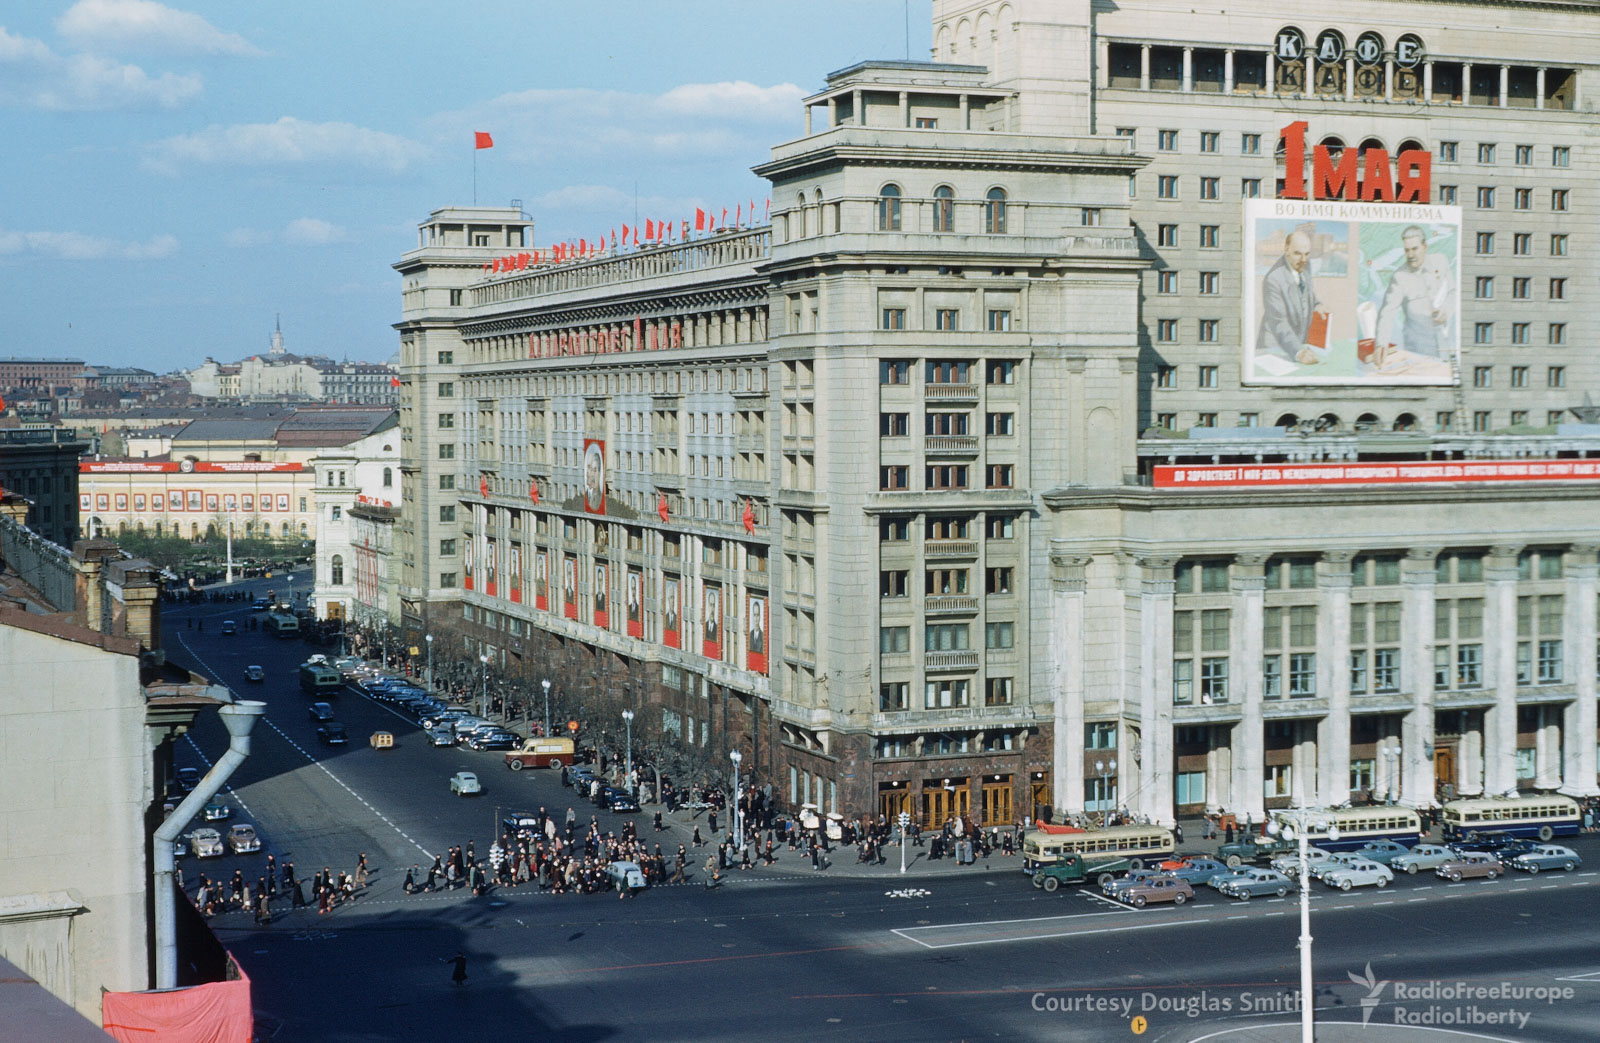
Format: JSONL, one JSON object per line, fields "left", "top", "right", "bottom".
{"left": 626, "top": 568, "right": 643, "bottom": 638}
{"left": 746, "top": 593, "right": 768, "bottom": 674}
{"left": 562, "top": 556, "right": 578, "bottom": 619}
{"left": 534, "top": 550, "right": 549, "bottom": 611}
{"left": 593, "top": 561, "right": 610, "bottom": 628}
{"left": 463, "top": 537, "right": 474, "bottom": 591}
{"left": 485, "top": 537, "right": 498, "bottom": 598}
{"left": 509, "top": 544, "right": 522, "bottom": 604}
{"left": 702, "top": 583, "right": 722, "bottom": 661}
{"left": 663, "top": 576, "right": 681, "bottom": 649}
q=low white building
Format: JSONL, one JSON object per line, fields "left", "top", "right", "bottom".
{"left": 312, "top": 417, "right": 401, "bottom": 622}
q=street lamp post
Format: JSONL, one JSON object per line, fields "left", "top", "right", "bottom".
{"left": 425, "top": 634, "right": 434, "bottom": 692}
{"left": 622, "top": 709, "right": 635, "bottom": 795}
{"left": 1267, "top": 805, "right": 1340, "bottom": 1043}
{"left": 479, "top": 653, "right": 489, "bottom": 719}
{"left": 1094, "top": 758, "right": 1118, "bottom": 821}
{"left": 898, "top": 810, "right": 910, "bottom": 874}
{"left": 541, "top": 679, "right": 551, "bottom": 738}
{"left": 730, "top": 749, "right": 743, "bottom": 846}
{"left": 1383, "top": 744, "right": 1403, "bottom": 804}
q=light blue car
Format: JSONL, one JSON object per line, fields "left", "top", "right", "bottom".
{"left": 1352, "top": 839, "right": 1411, "bottom": 866}
{"left": 1506, "top": 846, "right": 1581, "bottom": 874}
{"left": 1217, "top": 868, "right": 1293, "bottom": 900}
{"left": 1160, "top": 856, "right": 1231, "bottom": 887}
{"left": 1389, "top": 843, "right": 1457, "bottom": 875}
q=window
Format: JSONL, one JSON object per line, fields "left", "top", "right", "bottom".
{"left": 1515, "top": 187, "right": 1532, "bottom": 210}
{"left": 1552, "top": 189, "right": 1569, "bottom": 211}
{"left": 1514, "top": 233, "right": 1531, "bottom": 256}
{"left": 1550, "top": 323, "right": 1566, "bottom": 345}
{"left": 1476, "top": 186, "right": 1495, "bottom": 208}
{"left": 1512, "top": 323, "right": 1530, "bottom": 344}
{"left": 881, "top": 308, "right": 907, "bottom": 330}
{"left": 438, "top": 413, "right": 455, "bottom": 428}
{"left": 439, "top": 474, "right": 455, "bottom": 489}
{"left": 880, "top": 412, "right": 909, "bottom": 437}
{"left": 934, "top": 308, "right": 960, "bottom": 331}
{"left": 879, "top": 682, "right": 909, "bottom": 711}
{"left": 915, "top": 117, "right": 937, "bottom": 129}
{"left": 1553, "top": 146, "right": 1570, "bottom": 167}
{"left": 1241, "top": 178, "right": 1261, "bottom": 198}
{"left": 1086, "top": 722, "right": 1117, "bottom": 750}
{"left": 925, "top": 412, "right": 969, "bottom": 435}
{"left": 925, "top": 679, "right": 969, "bottom": 708}
{"left": 985, "top": 412, "right": 1014, "bottom": 435}
{"left": 987, "top": 309, "right": 1012, "bottom": 331}
{"left": 1510, "top": 410, "right": 1528, "bottom": 426}
{"left": 880, "top": 359, "right": 910, "bottom": 384}
{"left": 437, "top": 350, "right": 453, "bottom": 364}
{"left": 1241, "top": 133, "right": 1261, "bottom": 155}
{"left": 1115, "top": 127, "right": 1136, "bottom": 141}
{"left": 1157, "top": 270, "right": 1178, "bottom": 294}
{"left": 1199, "top": 271, "right": 1219, "bottom": 294}
{"left": 1475, "top": 231, "right": 1495, "bottom": 255}
{"left": 1438, "top": 185, "right": 1458, "bottom": 204}
{"left": 1513, "top": 277, "right": 1530, "bottom": 299}
{"left": 1199, "top": 176, "right": 1219, "bottom": 200}
{"left": 924, "top": 623, "right": 969, "bottom": 651}
{"left": 1158, "top": 129, "right": 1179, "bottom": 150}
{"left": 986, "top": 567, "right": 1013, "bottom": 595}
{"left": 1550, "top": 278, "right": 1567, "bottom": 300}
{"left": 986, "top": 360, "right": 1015, "bottom": 384}
{"left": 1158, "top": 224, "right": 1178, "bottom": 247}
{"left": 925, "top": 465, "right": 967, "bottom": 489}
{"left": 985, "top": 677, "right": 1013, "bottom": 706}
{"left": 1477, "top": 143, "right": 1496, "bottom": 164}
{"left": 439, "top": 505, "right": 456, "bottom": 522}
{"left": 1195, "top": 412, "right": 1217, "bottom": 428}
{"left": 1474, "top": 323, "right": 1493, "bottom": 345}
{"left": 1198, "top": 131, "right": 1219, "bottom": 153}
{"left": 927, "top": 360, "right": 970, "bottom": 384}
{"left": 879, "top": 466, "right": 909, "bottom": 490}
{"left": 1158, "top": 175, "right": 1178, "bottom": 199}
{"left": 1473, "top": 366, "right": 1492, "bottom": 389}
{"left": 1511, "top": 366, "right": 1529, "bottom": 388}
{"left": 984, "top": 188, "right": 1008, "bottom": 233}
{"left": 932, "top": 185, "right": 954, "bottom": 232}
{"left": 1081, "top": 207, "right": 1102, "bottom": 226}
{"left": 1515, "top": 144, "right": 1532, "bottom": 165}
{"left": 1156, "top": 366, "right": 1175, "bottom": 389}
{"left": 985, "top": 621, "right": 1015, "bottom": 649}
{"left": 1156, "top": 319, "right": 1178, "bottom": 343}
{"left": 1199, "top": 225, "right": 1219, "bottom": 248}
{"left": 877, "top": 184, "right": 902, "bottom": 230}
{"left": 1549, "top": 367, "right": 1566, "bottom": 388}
{"left": 438, "top": 443, "right": 455, "bottom": 459}
{"left": 438, "top": 381, "right": 454, "bottom": 397}
{"left": 880, "top": 517, "right": 909, "bottom": 541}
{"left": 1157, "top": 412, "right": 1177, "bottom": 429}
{"left": 1473, "top": 411, "right": 1490, "bottom": 432}
{"left": 1197, "top": 365, "right": 1218, "bottom": 388}
{"left": 440, "top": 572, "right": 458, "bottom": 588}
{"left": 984, "top": 464, "right": 1013, "bottom": 489}
{"left": 440, "top": 538, "right": 457, "bottom": 555}
{"left": 1475, "top": 276, "right": 1494, "bottom": 299}
{"left": 1551, "top": 234, "right": 1568, "bottom": 257}
{"left": 1439, "top": 141, "right": 1458, "bottom": 162}
{"left": 985, "top": 514, "right": 1014, "bottom": 539}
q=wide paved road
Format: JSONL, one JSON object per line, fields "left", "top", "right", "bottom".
{"left": 167, "top": 584, "right": 1600, "bottom": 1043}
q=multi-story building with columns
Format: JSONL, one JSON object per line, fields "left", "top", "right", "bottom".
{"left": 395, "top": 0, "right": 1600, "bottom": 827}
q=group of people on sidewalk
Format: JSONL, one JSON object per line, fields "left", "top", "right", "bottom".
{"left": 189, "top": 852, "right": 369, "bottom": 922}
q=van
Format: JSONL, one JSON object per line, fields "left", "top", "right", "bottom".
{"left": 505, "top": 737, "right": 576, "bottom": 771}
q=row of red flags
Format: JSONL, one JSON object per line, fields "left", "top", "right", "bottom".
{"left": 482, "top": 201, "right": 771, "bottom": 275}
{"left": 478, "top": 472, "right": 756, "bottom": 532}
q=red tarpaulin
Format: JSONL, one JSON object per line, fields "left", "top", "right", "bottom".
{"left": 102, "top": 966, "right": 252, "bottom": 1043}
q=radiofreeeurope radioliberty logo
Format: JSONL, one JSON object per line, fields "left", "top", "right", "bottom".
{"left": 1347, "top": 963, "right": 1575, "bottom": 1031}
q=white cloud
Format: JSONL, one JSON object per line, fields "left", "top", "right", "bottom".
{"left": 656, "top": 81, "right": 804, "bottom": 121}
{"left": 144, "top": 116, "right": 425, "bottom": 174}
{"left": 0, "top": 226, "right": 177, "bottom": 260}
{"left": 57, "top": 0, "right": 262, "bottom": 56}
{"left": 0, "top": 25, "right": 199, "bottom": 109}
{"left": 226, "top": 218, "right": 349, "bottom": 247}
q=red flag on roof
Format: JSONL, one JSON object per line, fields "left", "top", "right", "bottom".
{"left": 479, "top": 475, "right": 489, "bottom": 499}
{"left": 474, "top": 132, "right": 494, "bottom": 149}
{"left": 579, "top": 238, "right": 587, "bottom": 255}
{"left": 390, "top": 376, "right": 401, "bottom": 388}
{"left": 657, "top": 493, "right": 670, "bottom": 524}
{"left": 721, "top": 207, "right": 727, "bottom": 229}
{"left": 644, "top": 218, "right": 655, "bottom": 240}
{"left": 735, "top": 204, "right": 742, "bottom": 227}
{"left": 694, "top": 207, "right": 706, "bottom": 231}
{"left": 621, "top": 223, "right": 629, "bottom": 242}
{"left": 742, "top": 499, "right": 755, "bottom": 534}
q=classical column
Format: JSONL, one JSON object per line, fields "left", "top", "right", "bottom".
{"left": 1317, "top": 552, "right": 1355, "bottom": 808}
{"left": 1535, "top": 705, "right": 1562, "bottom": 789}
{"left": 804, "top": 104, "right": 812, "bottom": 136}
{"left": 851, "top": 89, "right": 863, "bottom": 125}
{"left": 1424, "top": 62, "right": 1433, "bottom": 103}
{"left": 1385, "top": 59, "right": 1394, "bottom": 101}
{"left": 1536, "top": 68, "right": 1546, "bottom": 110}
{"left": 1345, "top": 56, "right": 1355, "bottom": 101}
{"left": 1230, "top": 554, "right": 1268, "bottom": 821}
{"left": 1137, "top": 556, "right": 1178, "bottom": 825}
{"left": 1499, "top": 65, "right": 1509, "bottom": 108}
{"left": 1561, "top": 545, "right": 1598, "bottom": 795}
{"left": 1462, "top": 63, "right": 1474, "bottom": 104}
{"left": 1182, "top": 48, "right": 1193, "bottom": 92}
{"left": 827, "top": 97, "right": 838, "bottom": 128}
{"left": 1482, "top": 546, "right": 1522, "bottom": 794}
{"left": 959, "top": 93, "right": 969, "bottom": 129}
{"left": 1140, "top": 44, "right": 1150, "bottom": 91}
{"left": 1097, "top": 38, "right": 1110, "bottom": 90}
{"left": 1460, "top": 716, "right": 1484, "bottom": 796}
{"left": 898, "top": 90, "right": 909, "bottom": 127}
{"left": 1400, "top": 548, "right": 1439, "bottom": 807}
{"left": 1265, "top": 53, "right": 1275, "bottom": 97}
{"left": 1051, "top": 554, "right": 1092, "bottom": 818}
{"left": 1223, "top": 49, "right": 1235, "bottom": 93}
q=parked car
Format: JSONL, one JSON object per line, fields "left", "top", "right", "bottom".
{"left": 1321, "top": 859, "right": 1394, "bottom": 891}
{"left": 1389, "top": 844, "right": 1458, "bottom": 875}
{"left": 244, "top": 665, "right": 265, "bottom": 683}
{"left": 316, "top": 723, "right": 348, "bottom": 746}
{"left": 201, "top": 799, "right": 231, "bottom": 822}
{"left": 191, "top": 828, "right": 225, "bottom": 858}
{"left": 605, "top": 860, "right": 648, "bottom": 893}
{"left": 1158, "top": 856, "right": 1231, "bottom": 887}
{"left": 1207, "top": 868, "right": 1258, "bottom": 892}
{"left": 1216, "top": 868, "right": 1293, "bottom": 900}
{"left": 1271, "top": 847, "right": 1334, "bottom": 877}
{"left": 566, "top": 766, "right": 598, "bottom": 789}
{"left": 426, "top": 725, "right": 457, "bottom": 747}
{"left": 450, "top": 771, "right": 483, "bottom": 796}
{"left": 1216, "top": 834, "right": 1297, "bottom": 868}
{"left": 466, "top": 731, "right": 519, "bottom": 752}
{"left": 1308, "top": 852, "right": 1364, "bottom": 881}
{"left": 308, "top": 702, "right": 336, "bottom": 722}
{"left": 1435, "top": 852, "right": 1505, "bottom": 881}
{"left": 227, "top": 823, "right": 260, "bottom": 854}
{"left": 251, "top": 598, "right": 269, "bottom": 611}
{"left": 1452, "top": 832, "right": 1539, "bottom": 859}
{"left": 1506, "top": 845, "right": 1581, "bottom": 874}
{"left": 1352, "top": 840, "right": 1412, "bottom": 866}
{"left": 220, "top": 620, "right": 237, "bottom": 635}
{"left": 1118, "top": 875, "right": 1195, "bottom": 908}
{"left": 420, "top": 710, "right": 471, "bottom": 730}
{"left": 1101, "top": 869, "right": 1162, "bottom": 899}
{"left": 174, "top": 767, "right": 200, "bottom": 794}
{"left": 600, "top": 787, "right": 640, "bottom": 812}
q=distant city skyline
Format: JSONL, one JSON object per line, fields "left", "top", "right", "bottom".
{"left": 3, "top": 1, "right": 931, "bottom": 374}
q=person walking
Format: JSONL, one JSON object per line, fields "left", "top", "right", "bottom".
{"left": 443, "top": 952, "right": 468, "bottom": 987}
{"left": 704, "top": 852, "right": 719, "bottom": 889}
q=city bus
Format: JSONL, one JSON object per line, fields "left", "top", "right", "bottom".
{"left": 1440, "top": 795, "right": 1581, "bottom": 842}
{"left": 265, "top": 612, "right": 300, "bottom": 637}
{"left": 299, "top": 663, "right": 343, "bottom": 696}
{"left": 1021, "top": 824, "right": 1176, "bottom": 873}
{"left": 1265, "top": 805, "right": 1423, "bottom": 852}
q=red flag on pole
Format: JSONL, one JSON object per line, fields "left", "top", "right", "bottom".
{"left": 474, "top": 132, "right": 494, "bottom": 149}
{"left": 479, "top": 475, "right": 489, "bottom": 499}
{"left": 644, "top": 219, "right": 655, "bottom": 240}
{"left": 621, "top": 223, "right": 629, "bottom": 242}
{"left": 657, "top": 493, "right": 670, "bottom": 524}
{"left": 389, "top": 376, "right": 401, "bottom": 388}
{"left": 681, "top": 220, "right": 688, "bottom": 240}
{"left": 694, "top": 208, "right": 707, "bottom": 231}
{"left": 736, "top": 204, "right": 742, "bottom": 227}
{"left": 720, "top": 207, "right": 727, "bottom": 229}
{"left": 742, "top": 499, "right": 755, "bottom": 534}
{"left": 529, "top": 478, "right": 540, "bottom": 505}
{"left": 765, "top": 197, "right": 771, "bottom": 216}
{"left": 579, "top": 238, "right": 587, "bottom": 255}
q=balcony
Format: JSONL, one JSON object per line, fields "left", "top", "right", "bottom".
{"left": 924, "top": 383, "right": 978, "bottom": 402}
{"left": 736, "top": 434, "right": 767, "bottom": 454}
{"left": 925, "top": 435, "right": 979, "bottom": 456}
{"left": 924, "top": 650, "right": 979, "bottom": 672}
{"left": 925, "top": 539, "right": 978, "bottom": 559}
{"left": 652, "top": 469, "right": 682, "bottom": 490}
{"left": 925, "top": 595, "right": 978, "bottom": 615}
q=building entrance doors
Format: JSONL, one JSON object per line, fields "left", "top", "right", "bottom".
{"left": 878, "top": 786, "right": 911, "bottom": 823}
{"left": 921, "top": 779, "right": 970, "bottom": 828}
{"left": 1434, "top": 744, "right": 1457, "bottom": 800}
{"left": 982, "top": 776, "right": 1013, "bottom": 825}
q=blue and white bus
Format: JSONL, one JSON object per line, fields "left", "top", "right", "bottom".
{"left": 1440, "top": 795, "right": 1581, "bottom": 842}
{"left": 1266, "top": 805, "right": 1424, "bottom": 852}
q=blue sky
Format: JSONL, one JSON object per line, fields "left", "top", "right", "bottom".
{"left": 2, "top": 1, "right": 931, "bottom": 372}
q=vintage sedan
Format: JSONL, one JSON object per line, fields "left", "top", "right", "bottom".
{"left": 190, "top": 828, "right": 225, "bottom": 858}
{"left": 244, "top": 665, "right": 266, "bottom": 683}
{"left": 316, "top": 723, "right": 348, "bottom": 746}
{"left": 308, "top": 702, "right": 336, "bottom": 722}
{"left": 1118, "top": 875, "right": 1195, "bottom": 908}
{"left": 227, "top": 823, "right": 261, "bottom": 854}
{"left": 1506, "top": 845, "right": 1581, "bottom": 874}
{"left": 450, "top": 771, "right": 483, "bottom": 796}
{"left": 1435, "top": 852, "right": 1505, "bottom": 881}
{"left": 605, "top": 860, "right": 648, "bottom": 893}
{"left": 1389, "top": 844, "right": 1458, "bottom": 875}
{"left": 466, "top": 731, "right": 519, "bottom": 752}
{"left": 1101, "top": 869, "right": 1162, "bottom": 899}
{"left": 426, "top": 725, "right": 457, "bottom": 747}
{"left": 1352, "top": 840, "right": 1412, "bottom": 866}
{"left": 1271, "top": 847, "right": 1335, "bottom": 877}
{"left": 201, "top": 799, "right": 232, "bottom": 822}
{"left": 1321, "top": 858, "right": 1394, "bottom": 891}
{"left": 1217, "top": 868, "right": 1293, "bottom": 900}
{"left": 600, "top": 787, "right": 640, "bottom": 812}
{"left": 1158, "top": 856, "right": 1231, "bottom": 887}
{"left": 1308, "top": 852, "right": 1365, "bottom": 881}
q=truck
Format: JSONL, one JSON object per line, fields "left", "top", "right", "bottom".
{"left": 1030, "top": 852, "right": 1137, "bottom": 891}
{"left": 1216, "top": 834, "right": 1298, "bottom": 868}
{"left": 504, "top": 737, "right": 575, "bottom": 771}
{"left": 299, "top": 662, "right": 343, "bottom": 696}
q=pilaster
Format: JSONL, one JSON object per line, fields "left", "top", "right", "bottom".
{"left": 1051, "top": 553, "right": 1092, "bottom": 818}
{"left": 1317, "top": 551, "right": 1355, "bottom": 807}
{"left": 1230, "top": 553, "right": 1267, "bottom": 820}
{"left": 1561, "top": 545, "right": 1598, "bottom": 795}
{"left": 1483, "top": 545, "right": 1522, "bottom": 795}
{"left": 1137, "top": 555, "right": 1178, "bottom": 826}
{"left": 1400, "top": 547, "right": 1439, "bottom": 806}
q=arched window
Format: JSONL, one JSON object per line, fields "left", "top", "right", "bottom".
{"left": 1393, "top": 413, "right": 1417, "bottom": 432}
{"left": 383, "top": 466, "right": 393, "bottom": 487}
{"left": 984, "top": 187, "right": 1008, "bottom": 233}
{"left": 814, "top": 188, "right": 825, "bottom": 234}
{"left": 796, "top": 193, "right": 807, "bottom": 237}
{"left": 331, "top": 554, "right": 344, "bottom": 586}
{"left": 1275, "top": 413, "right": 1299, "bottom": 429}
{"left": 281, "top": 522, "right": 290, "bottom": 538}
{"left": 299, "top": 522, "right": 309, "bottom": 538}
{"left": 933, "top": 185, "right": 955, "bottom": 232}
{"left": 877, "top": 184, "right": 902, "bottom": 231}
{"left": 1315, "top": 413, "right": 1341, "bottom": 432}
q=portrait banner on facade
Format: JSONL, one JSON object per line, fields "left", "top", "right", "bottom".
{"left": 746, "top": 593, "right": 767, "bottom": 674}
{"left": 463, "top": 536, "right": 474, "bottom": 591}
{"left": 663, "top": 575, "right": 681, "bottom": 649}
{"left": 593, "top": 561, "right": 609, "bottom": 629}
{"left": 534, "top": 549, "right": 548, "bottom": 611}
{"left": 582, "top": 438, "right": 606, "bottom": 514}
{"left": 1242, "top": 198, "right": 1460, "bottom": 386}
{"left": 702, "top": 582, "right": 722, "bottom": 661}
{"left": 485, "top": 537, "right": 498, "bottom": 598}
{"left": 509, "top": 543, "right": 522, "bottom": 604}
{"left": 626, "top": 568, "right": 643, "bottom": 638}
{"left": 562, "top": 555, "right": 578, "bottom": 620}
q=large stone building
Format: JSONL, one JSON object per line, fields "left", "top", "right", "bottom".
{"left": 0, "top": 426, "right": 88, "bottom": 546}
{"left": 311, "top": 417, "right": 401, "bottom": 621}
{"left": 394, "top": 0, "right": 1600, "bottom": 827}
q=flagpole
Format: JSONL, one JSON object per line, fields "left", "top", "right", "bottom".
{"left": 473, "top": 149, "right": 478, "bottom": 205}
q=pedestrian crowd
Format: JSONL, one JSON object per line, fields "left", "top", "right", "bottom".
{"left": 188, "top": 852, "right": 370, "bottom": 923}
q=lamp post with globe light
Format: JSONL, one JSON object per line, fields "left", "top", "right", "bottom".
{"left": 1094, "top": 757, "right": 1118, "bottom": 822}
{"left": 478, "top": 654, "right": 489, "bottom": 719}
{"left": 1266, "top": 805, "right": 1341, "bottom": 1043}
{"left": 729, "top": 749, "right": 743, "bottom": 846}
{"left": 425, "top": 634, "right": 433, "bottom": 691}
{"left": 542, "top": 679, "right": 551, "bottom": 738}
{"left": 622, "top": 709, "right": 635, "bottom": 794}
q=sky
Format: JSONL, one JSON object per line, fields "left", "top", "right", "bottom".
{"left": 2, "top": 1, "right": 932, "bottom": 372}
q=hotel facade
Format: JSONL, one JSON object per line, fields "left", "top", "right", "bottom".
{"left": 394, "top": 0, "right": 1600, "bottom": 827}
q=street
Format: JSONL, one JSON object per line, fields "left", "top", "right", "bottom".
{"left": 167, "top": 586, "right": 1600, "bottom": 1042}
